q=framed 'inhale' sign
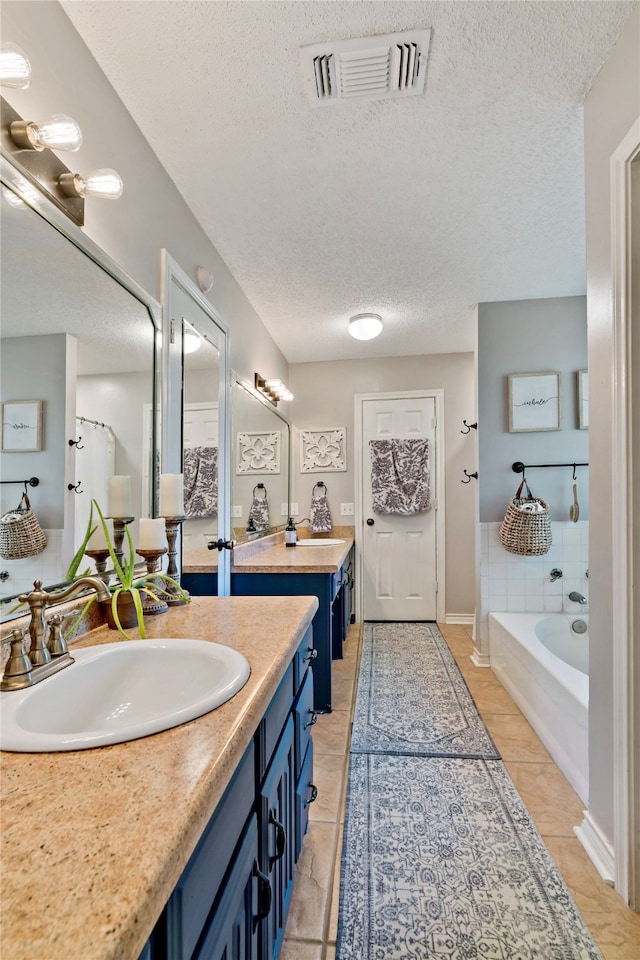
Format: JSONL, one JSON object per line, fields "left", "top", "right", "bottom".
{"left": 508, "top": 372, "right": 561, "bottom": 433}
{"left": 1, "top": 400, "right": 43, "bottom": 452}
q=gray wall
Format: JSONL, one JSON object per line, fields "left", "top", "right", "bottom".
{"left": 584, "top": 7, "right": 640, "bottom": 848}
{"left": 3, "top": 1, "right": 288, "bottom": 389}
{"left": 289, "top": 353, "right": 476, "bottom": 618}
{"left": 0, "top": 334, "right": 71, "bottom": 528}
{"left": 478, "top": 296, "right": 588, "bottom": 523}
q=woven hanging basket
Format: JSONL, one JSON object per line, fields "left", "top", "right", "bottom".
{"left": 0, "top": 492, "right": 47, "bottom": 560}
{"left": 499, "top": 480, "right": 552, "bottom": 557}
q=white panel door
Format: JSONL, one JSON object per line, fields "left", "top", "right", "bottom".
{"left": 361, "top": 396, "right": 437, "bottom": 620}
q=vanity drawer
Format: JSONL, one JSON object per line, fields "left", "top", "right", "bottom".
{"left": 293, "top": 623, "right": 315, "bottom": 693}
{"left": 295, "top": 740, "right": 316, "bottom": 861}
{"left": 293, "top": 669, "right": 316, "bottom": 778}
{"left": 164, "top": 740, "right": 255, "bottom": 960}
{"left": 255, "top": 662, "right": 294, "bottom": 784}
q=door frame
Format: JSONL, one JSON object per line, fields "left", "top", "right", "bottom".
{"left": 354, "top": 389, "right": 446, "bottom": 624}
{"left": 610, "top": 116, "right": 640, "bottom": 906}
{"left": 161, "top": 250, "right": 231, "bottom": 595}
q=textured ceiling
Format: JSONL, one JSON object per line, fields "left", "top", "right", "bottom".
{"left": 61, "top": 0, "right": 636, "bottom": 363}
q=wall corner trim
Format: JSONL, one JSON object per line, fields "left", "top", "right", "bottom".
{"left": 574, "top": 811, "right": 615, "bottom": 887}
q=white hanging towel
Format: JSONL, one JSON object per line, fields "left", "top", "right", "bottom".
{"left": 183, "top": 446, "right": 218, "bottom": 518}
{"left": 309, "top": 483, "right": 332, "bottom": 533}
{"left": 369, "top": 439, "right": 432, "bottom": 515}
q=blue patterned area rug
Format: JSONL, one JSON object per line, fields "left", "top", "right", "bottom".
{"left": 350, "top": 622, "right": 500, "bottom": 759}
{"left": 337, "top": 754, "right": 603, "bottom": 960}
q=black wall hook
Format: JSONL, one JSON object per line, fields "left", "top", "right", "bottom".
{"left": 460, "top": 420, "right": 478, "bottom": 434}
{"left": 461, "top": 470, "right": 478, "bottom": 483}
{"left": 68, "top": 437, "right": 84, "bottom": 449}
{"left": 67, "top": 482, "right": 83, "bottom": 494}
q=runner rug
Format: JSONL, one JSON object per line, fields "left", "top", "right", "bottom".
{"left": 336, "top": 753, "right": 603, "bottom": 960}
{"left": 350, "top": 622, "right": 500, "bottom": 759}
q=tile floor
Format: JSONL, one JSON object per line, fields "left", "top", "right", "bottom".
{"left": 281, "top": 621, "right": 640, "bottom": 960}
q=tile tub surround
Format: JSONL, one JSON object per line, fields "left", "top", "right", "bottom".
{"left": 479, "top": 520, "right": 589, "bottom": 647}
{"left": 0, "top": 595, "right": 318, "bottom": 960}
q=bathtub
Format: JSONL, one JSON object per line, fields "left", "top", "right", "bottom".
{"left": 488, "top": 612, "right": 589, "bottom": 804}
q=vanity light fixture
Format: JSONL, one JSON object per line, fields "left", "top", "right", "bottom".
{"left": 348, "top": 313, "right": 383, "bottom": 341}
{"left": 9, "top": 113, "right": 83, "bottom": 152}
{"left": 254, "top": 373, "right": 294, "bottom": 405}
{"left": 58, "top": 168, "right": 123, "bottom": 200}
{"left": 0, "top": 43, "right": 31, "bottom": 89}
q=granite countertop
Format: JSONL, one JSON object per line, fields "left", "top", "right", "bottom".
{"left": 231, "top": 535, "right": 353, "bottom": 574}
{"left": 0, "top": 595, "right": 318, "bottom": 960}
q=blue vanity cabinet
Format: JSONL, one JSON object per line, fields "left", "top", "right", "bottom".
{"left": 141, "top": 627, "right": 316, "bottom": 960}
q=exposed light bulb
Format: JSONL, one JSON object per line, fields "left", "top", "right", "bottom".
{"left": 0, "top": 43, "right": 31, "bottom": 88}
{"left": 10, "top": 114, "right": 83, "bottom": 152}
{"left": 348, "top": 313, "right": 383, "bottom": 341}
{"left": 59, "top": 168, "right": 123, "bottom": 200}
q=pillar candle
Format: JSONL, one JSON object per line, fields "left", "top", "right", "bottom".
{"left": 160, "top": 473, "right": 185, "bottom": 517}
{"left": 107, "top": 475, "right": 132, "bottom": 518}
{"left": 87, "top": 518, "right": 113, "bottom": 551}
{"left": 138, "top": 518, "right": 167, "bottom": 551}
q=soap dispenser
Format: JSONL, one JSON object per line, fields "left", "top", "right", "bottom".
{"left": 285, "top": 517, "right": 297, "bottom": 547}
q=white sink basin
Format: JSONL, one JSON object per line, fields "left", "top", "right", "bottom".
{"left": 296, "top": 538, "right": 345, "bottom": 547}
{"left": 0, "top": 639, "right": 250, "bottom": 752}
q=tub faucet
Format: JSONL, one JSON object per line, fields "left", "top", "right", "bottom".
{"left": 569, "top": 591, "right": 587, "bottom": 605}
{"left": 550, "top": 568, "right": 563, "bottom": 582}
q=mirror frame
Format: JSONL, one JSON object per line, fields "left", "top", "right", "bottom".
{"left": 0, "top": 154, "right": 162, "bottom": 614}
{"left": 231, "top": 371, "right": 291, "bottom": 544}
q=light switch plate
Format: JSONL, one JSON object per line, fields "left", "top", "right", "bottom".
{"left": 281, "top": 503, "right": 289, "bottom": 516}
{"left": 340, "top": 502, "right": 354, "bottom": 516}
{"left": 290, "top": 503, "right": 299, "bottom": 516}
{"left": 232, "top": 505, "right": 242, "bottom": 518}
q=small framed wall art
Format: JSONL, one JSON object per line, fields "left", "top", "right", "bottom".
{"left": 236, "top": 431, "right": 281, "bottom": 474}
{"left": 577, "top": 370, "right": 589, "bottom": 429}
{"left": 300, "top": 428, "right": 347, "bottom": 472}
{"left": 1, "top": 400, "right": 43, "bottom": 452}
{"left": 508, "top": 372, "right": 561, "bottom": 433}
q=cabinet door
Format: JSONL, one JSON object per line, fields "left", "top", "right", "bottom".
{"left": 193, "top": 814, "right": 261, "bottom": 960}
{"left": 258, "top": 715, "right": 296, "bottom": 960}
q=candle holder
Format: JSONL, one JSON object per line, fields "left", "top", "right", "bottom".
{"left": 135, "top": 547, "right": 169, "bottom": 615}
{"left": 110, "top": 516, "right": 134, "bottom": 569}
{"left": 163, "top": 516, "right": 190, "bottom": 606}
{"left": 85, "top": 549, "right": 111, "bottom": 585}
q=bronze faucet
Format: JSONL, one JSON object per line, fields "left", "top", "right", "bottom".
{"left": 1, "top": 577, "right": 111, "bottom": 691}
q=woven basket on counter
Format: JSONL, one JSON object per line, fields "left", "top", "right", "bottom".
{"left": 0, "top": 491, "right": 47, "bottom": 560}
{"left": 499, "top": 479, "right": 551, "bottom": 557}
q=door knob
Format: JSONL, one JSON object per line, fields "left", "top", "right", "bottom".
{"left": 366, "top": 518, "right": 375, "bottom": 526}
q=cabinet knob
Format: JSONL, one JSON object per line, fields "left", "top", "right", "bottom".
{"left": 304, "top": 647, "right": 318, "bottom": 661}
{"left": 305, "top": 711, "right": 318, "bottom": 729}
{"left": 306, "top": 783, "right": 318, "bottom": 807}
{"left": 366, "top": 518, "right": 375, "bottom": 526}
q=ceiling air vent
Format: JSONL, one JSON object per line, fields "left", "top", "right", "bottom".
{"left": 301, "top": 30, "right": 431, "bottom": 106}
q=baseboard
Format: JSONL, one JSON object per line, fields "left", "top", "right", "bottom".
{"left": 445, "top": 613, "right": 475, "bottom": 625}
{"left": 575, "top": 811, "right": 615, "bottom": 886}
{"left": 470, "top": 647, "right": 491, "bottom": 667}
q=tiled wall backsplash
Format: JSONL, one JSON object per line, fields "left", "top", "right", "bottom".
{"left": 0, "top": 529, "right": 65, "bottom": 605}
{"left": 479, "top": 521, "right": 589, "bottom": 647}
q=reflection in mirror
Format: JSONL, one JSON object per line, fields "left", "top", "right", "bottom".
{"left": 0, "top": 175, "right": 159, "bottom": 621}
{"left": 231, "top": 376, "right": 290, "bottom": 544}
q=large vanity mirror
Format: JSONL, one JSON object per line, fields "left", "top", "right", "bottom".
{"left": 231, "top": 376, "right": 290, "bottom": 544}
{"left": 0, "top": 160, "right": 161, "bottom": 621}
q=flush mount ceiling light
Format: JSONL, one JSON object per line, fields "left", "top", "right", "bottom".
{"left": 183, "top": 320, "right": 202, "bottom": 354}
{"left": 58, "top": 168, "right": 123, "bottom": 200}
{"left": 348, "top": 313, "right": 383, "bottom": 341}
{"left": 9, "top": 113, "right": 83, "bottom": 152}
{"left": 0, "top": 43, "right": 32, "bottom": 89}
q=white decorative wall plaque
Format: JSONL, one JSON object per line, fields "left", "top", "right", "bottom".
{"left": 300, "top": 429, "right": 347, "bottom": 473}
{"left": 236, "top": 431, "right": 281, "bottom": 474}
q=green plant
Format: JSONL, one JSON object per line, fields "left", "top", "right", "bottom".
{"left": 92, "top": 500, "right": 189, "bottom": 638}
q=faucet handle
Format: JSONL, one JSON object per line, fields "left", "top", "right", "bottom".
{"left": 1, "top": 628, "right": 33, "bottom": 689}
{"left": 46, "top": 613, "right": 69, "bottom": 657}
